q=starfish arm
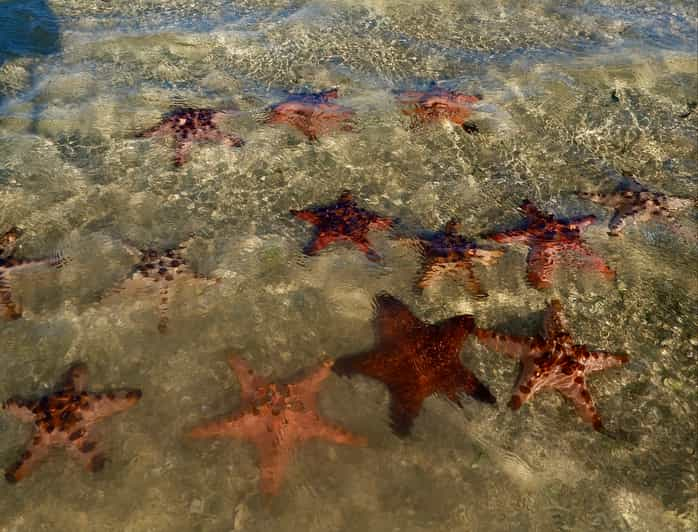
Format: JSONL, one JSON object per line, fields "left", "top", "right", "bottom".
{"left": 290, "top": 209, "right": 321, "bottom": 225}
{"left": 189, "top": 412, "right": 254, "bottom": 439}
{"left": 67, "top": 432, "right": 108, "bottom": 473}
{"left": 228, "top": 356, "right": 268, "bottom": 402}
{"left": 576, "top": 191, "right": 615, "bottom": 206}
{"left": 575, "top": 244, "right": 615, "bottom": 280}
{"left": 0, "top": 278, "right": 22, "bottom": 319}
{"left": 61, "top": 363, "right": 89, "bottom": 393}
{"left": 1, "top": 255, "right": 63, "bottom": 273}
{"left": 475, "top": 328, "right": 537, "bottom": 360}
{"left": 2, "top": 398, "right": 36, "bottom": 423}
{"left": 304, "top": 416, "right": 368, "bottom": 446}
{"left": 608, "top": 211, "right": 630, "bottom": 235}
{"left": 543, "top": 300, "right": 570, "bottom": 338}
{"left": 570, "top": 214, "right": 597, "bottom": 230}
{"left": 332, "top": 349, "right": 395, "bottom": 381}
{"left": 583, "top": 350, "right": 629, "bottom": 374}
{"left": 174, "top": 140, "right": 193, "bottom": 167}
{"left": 666, "top": 196, "right": 693, "bottom": 211}
{"left": 471, "top": 248, "right": 504, "bottom": 266}
{"left": 82, "top": 389, "right": 142, "bottom": 424}
{"left": 301, "top": 233, "right": 336, "bottom": 256}
{"left": 416, "top": 261, "right": 451, "bottom": 289}
{"left": 157, "top": 279, "right": 170, "bottom": 333}
{"left": 351, "top": 238, "right": 381, "bottom": 262}
{"left": 526, "top": 244, "right": 558, "bottom": 289}
{"left": 101, "top": 273, "right": 157, "bottom": 303}
{"left": 199, "top": 129, "right": 244, "bottom": 148}
{"left": 257, "top": 441, "right": 293, "bottom": 495}
{"left": 136, "top": 121, "right": 170, "bottom": 138}
{"left": 463, "top": 264, "right": 487, "bottom": 298}
{"left": 293, "top": 360, "right": 332, "bottom": 398}
{"left": 558, "top": 381, "right": 604, "bottom": 431}
{"left": 4, "top": 436, "right": 49, "bottom": 483}
{"left": 388, "top": 387, "right": 425, "bottom": 437}
{"left": 368, "top": 216, "right": 394, "bottom": 231}
{"left": 507, "top": 363, "right": 538, "bottom": 411}
{"left": 372, "top": 293, "right": 422, "bottom": 344}
{"left": 487, "top": 229, "right": 530, "bottom": 244}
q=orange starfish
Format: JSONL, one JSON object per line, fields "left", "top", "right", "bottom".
{"left": 475, "top": 300, "right": 628, "bottom": 431}
{"left": 2, "top": 363, "right": 142, "bottom": 483}
{"left": 190, "top": 356, "right": 367, "bottom": 495}
{"left": 333, "top": 293, "right": 495, "bottom": 436}
{"left": 396, "top": 84, "right": 482, "bottom": 131}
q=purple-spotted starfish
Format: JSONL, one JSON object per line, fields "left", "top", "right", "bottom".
{"left": 0, "top": 227, "right": 65, "bottom": 320}
{"left": 265, "top": 88, "right": 355, "bottom": 141}
{"left": 190, "top": 356, "right": 367, "bottom": 495}
{"left": 486, "top": 200, "right": 614, "bottom": 289}
{"left": 137, "top": 107, "right": 244, "bottom": 166}
{"left": 291, "top": 190, "right": 395, "bottom": 262}
{"left": 576, "top": 176, "right": 694, "bottom": 236}
{"left": 396, "top": 85, "right": 482, "bottom": 132}
{"left": 2, "top": 363, "right": 141, "bottom": 483}
{"left": 475, "top": 300, "right": 628, "bottom": 431}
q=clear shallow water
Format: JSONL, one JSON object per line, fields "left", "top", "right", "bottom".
{"left": 0, "top": 1, "right": 696, "bottom": 531}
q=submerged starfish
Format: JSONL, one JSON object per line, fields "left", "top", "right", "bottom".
{"left": 290, "top": 190, "right": 395, "bottom": 262}
{"left": 396, "top": 84, "right": 482, "bottom": 132}
{"left": 333, "top": 293, "right": 495, "bottom": 436}
{"left": 265, "top": 88, "right": 354, "bottom": 141}
{"left": 190, "top": 356, "right": 367, "bottom": 495}
{"left": 2, "top": 363, "right": 141, "bottom": 483}
{"left": 475, "top": 300, "right": 628, "bottom": 431}
{"left": 409, "top": 219, "right": 503, "bottom": 297}
{"left": 576, "top": 176, "right": 694, "bottom": 236}
{"left": 105, "top": 239, "right": 219, "bottom": 333}
{"left": 0, "top": 227, "right": 65, "bottom": 320}
{"left": 137, "top": 107, "right": 244, "bottom": 166}
{"left": 486, "top": 200, "right": 614, "bottom": 289}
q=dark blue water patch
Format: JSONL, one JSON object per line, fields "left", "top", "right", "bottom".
{"left": 0, "top": 0, "right": 60, "bottom": 65}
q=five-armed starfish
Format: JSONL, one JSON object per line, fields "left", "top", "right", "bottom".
{"left": 396, "top": 84, "right": 482, "bottom": 132}
{"left": 290, "top": 190, "right": 395, "bottom": 262}
{"left": 333, "top": 293, "right": 495, "bottom": 436}
{"left": 486, "top": 200, "right": 614, "bottom": 289}
{"left": 0, "top": 227, "right": 65, "bottom": 320}
{"left": 2, "top": 363, "right": 142, "bottom": 483}
{"left": 475, "top": 300, "right": 628, "bottom": 431}
{"left": 104, "top": 239, "right": 219, "bottom": 333}
{"left": 409, "top": 219, "right": 503, "bottom": 297}
{"left": 137, "top": 107, "right": 244, "bottom": 166}
{"left": 265, "top": 88, "right": 355, "bottom": 141}
{"left": 189, "top": 356, "right": 367, "bottom": 495}
{"left": 576, "top": 176, "right": 694, "bottom": 236}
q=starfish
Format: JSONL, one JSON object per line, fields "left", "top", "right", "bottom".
{"left": 189, "top": 356, "right": 367, "bottom": 495}
{"left": 137, "top": 107, "right": 244, "bottom": 166}
{"left": 475, "top": 300, "right": 628, "bottom": 431}
{"left": 2, "top": 363, "right": 141, "bottom": 483}
{"left": 576, "top": 176, "right": 694, "bottom": 236}
{"left": 104, "top": 239, "right": 219, "bottom": 333}
{"left": 0, "top": 226, "right": 65, "bottom": 320}
{"left": 265, "top": 88, "right": 355, "bottom": 141}
{"left": 290, "top": 190, "right": 395, "bottom": 262}
{"left": 333, "top": 293, "right": 495, "bottom": 436}
{"left": 396, "top": 84, "right": 482, "bottom": 132}
{"left": 485, "top": 199, "right": 614, "bottom": 289}
{"left": 409, "top": 219, "right": 504, "bottom": 297}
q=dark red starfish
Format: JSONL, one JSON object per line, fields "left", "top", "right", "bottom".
{"left": 486, "top": 200, "right": 614, "bottom": 289}
{"left": 2, "top": 363, "right": 141, "bottom": 483}
{"left": 333, "top": 293, "right": 495, "bottom": 436}
{"left": 190, "top": 356, "right": 366, "bottom": 495}
{"left": 137, "top": 107, "right": 244, "bottom": 166}
{"left": 290, "top": 190, "right": 395, "bottom": 262}
{"left": 396, "top": 85, "right": 482, "bottom": 132}
{"left": 0, "top": 226, "right": 65, "bottom": 320}
{"left": 475, "top": 300, "right": 628, "bottom": 431}
{"left": 265, "top": 88, "right": 354, "bottom": 141}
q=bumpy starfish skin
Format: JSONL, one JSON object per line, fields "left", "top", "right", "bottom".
{"left": 190, "top": 356, "right": 367, "bottom": 495}
{"left": 291, "top": 190, "right": 395, "bottom": 262}
{"left": 333, "top": 294, "right": 495, "bottom": 436}
{"left": 576, "top": 177, "right": 694, "bottom": 236}
{"left": 412, "top": 219, "right": 504, "bottom": 297}
{"left": 0, "top": 227, "right": 65, "bottom": 320}
{"left": 2, "top": 364, "right": 141, "bottom": 483}
{"left": 106, "top": 240, "right": 219, "bottom": 333}
{"left": 396, "top": 85, "right": 482, "bottom": 131}
{"left": 486, "top": 200, "right": 614, "bottom": 289}
{"left": 265, "top": 88, "right": 355, "bottom": 140}
{"left": 137, "top": 107, "right": 244, "bottom": 166}
{"left": 475, "top": 300, "right": 628, "bottom": 431}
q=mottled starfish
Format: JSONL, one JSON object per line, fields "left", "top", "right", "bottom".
{"left": 137, "top": 107, "right": 244, "bottom": 166}
{"left": 396, "top": 84, "right": 482, "bottom": 132}
{"left": 105, "top": 239, "right": 219, "bottom": 333}
{"left": 291, "top": 190, "right": 395, "bottom": 262}
{"left": 2, "top": 363, "right": 141, "bottom": 483}
{"left": 576, "top": 176, "right": 694, "bottom": 236}
{"left": 409, "top": 219, "right": 504, "bottom": 297}
{"left": 265, "top": 88, "right": 355, "bottom": 141}
{"left": 0, "top": 227, "right": 65, "bottom": 320}
{"left": 486, "top": 200, "right": 614, "bottom": 289}
{"left": 475, "top": 300, "right": 628, "bottom": 431}
{"left": 333, "top": 293, "right": 495, "bottom": 436}
{"left": 190, "top": 356, "right": 367, "bottom": 495}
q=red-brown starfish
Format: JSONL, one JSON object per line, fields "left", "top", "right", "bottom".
{"left": 137, "top": 107, "right": 244, "bottom": 166}
{"left": 190, "top": 356, "right": 367, "bottom": 495}
{"left": 486, "top": 200, "right": 614, "bottom": 289}
{"left": 2, "top": 363, "right": 141, "bottom": 483}
{"left": 475, "top": 300, "right": 628, "bottom": 431}
{"left": 0, "top": 226, "right": 65, "bottom": 320}
{"left": 396, "top": 85, "right": 482, "bottom": 132}
{"left": 104, "top": 239, "right": 219, "bottom": 333}
{"left": 333, "top": 293, "right": 495, "bottom": 436}
{"left": 265, "top": 88, "right": 355, "bottom": 141}
{"left": 290, "top": 190, "right": 395, "bottom": 262}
